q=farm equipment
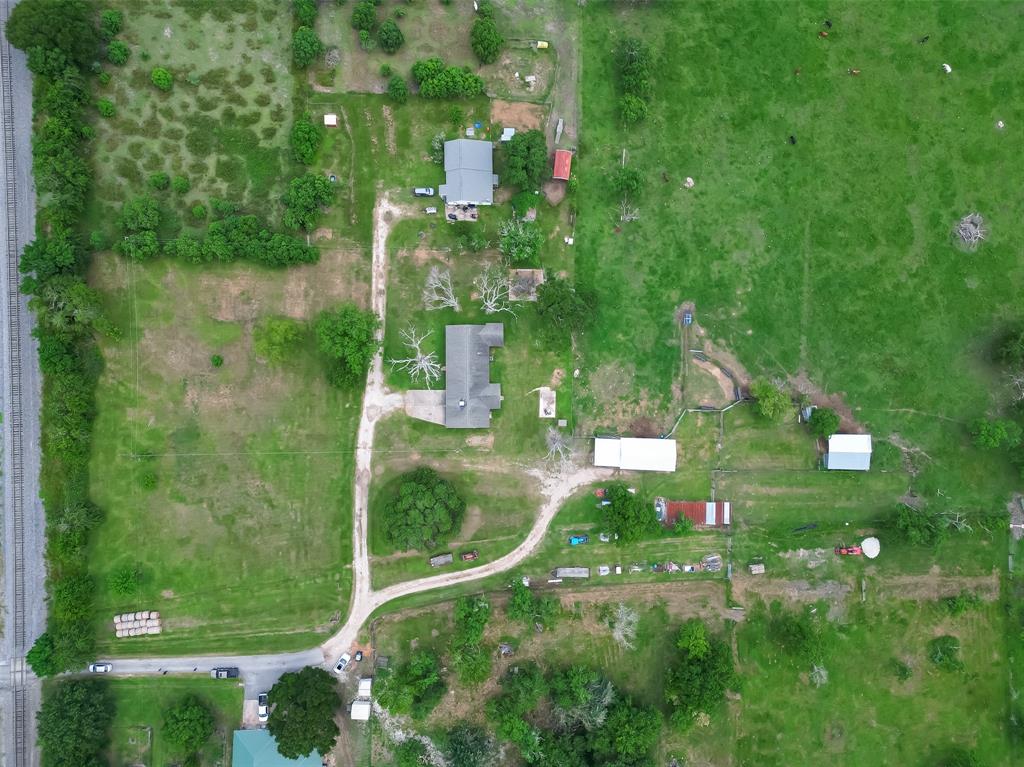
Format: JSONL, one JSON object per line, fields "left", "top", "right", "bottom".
{"left": 834, "top": 545, "right": 863, "bottom": 556}
{"left": 569, "top": 535, "right": 589, "bottom": 546}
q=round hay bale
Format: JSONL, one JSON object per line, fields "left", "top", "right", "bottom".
{"left": 148, "top": 626, "right": 162, "bottom": 635}
{"left": 140, "top": 610, "right": 150, "bottom": 620}
{"left": 115, "top": 629, "right": 126, "bottom": 638}
{"left": 150, "top": 611, "right": 160, "bottom": 620}
{"left": 862, "top": 536, "right": 881, "bottom": 559}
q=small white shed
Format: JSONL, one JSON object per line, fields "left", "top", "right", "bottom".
{"left": 324, "top": 113, "right": 338, "bottom": 127}
{"left": 594, "top": 437, "right": 677, "bottom": 472}
{"left": 350, "top": 700, "right": 371, "bottom": 721}
{"left": 357, "top": 678, "right": 372, "bottom": 698}
{"left": 825, "top": 434, "right": 872, "bottom": 471}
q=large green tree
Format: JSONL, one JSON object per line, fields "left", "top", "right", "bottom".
{"left": 381, "top": 467, "right": 465, "bottom": 550}
{"left": 750, "top": 377, "right": 791, "bottom": 421}
{"left": 503, "top": 129, "right": 548, "bottom": 189}
{"left": 314, "top": 304, "right": 379, "bottom": 387}
{"left": 602, "top": 482, "right": 659, "bottom": 543}
{"left": 254, "top": 315, "right": 304, "bottom": 363}
{"left": 807, "top": 407, "right": 840, "bottom": 438}
{"left": 290, "top": 113, "right": 323, "bottom": 165}
{"left": 163, "top": 695, "right": 215, "bottom": 756}
{"left": 267, "top": 667, "right": 341, "bottom": 759}
{"left": 591, "top": 698, "right": 661, "bottom": 766}
{"left": 283, "top": 172, "right": 335, "bottom": 231}
{"left": 664, "top": 620, "right": 735, "bottom": 728}
{"left": 535, "top": 274, "right": 593, "bottom": 343}
{"left": 6, "top": 0, "right": 99, "bottom": 66}
{"left": 37, "top": 679, "right": 115, "bottom": 767}
{"left": 292, "top": 26, "right": 324, "bottom": 69}
{"left": 470, "top": 16, "right": 504, "bottom": 64}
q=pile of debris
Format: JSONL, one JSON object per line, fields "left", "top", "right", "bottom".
{"left": 114, "top": 610, "right": 162, "bottom": 638}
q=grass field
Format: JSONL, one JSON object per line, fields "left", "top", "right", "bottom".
{"left": 88, "top": 252, "right": 366, "bottom": 654}
{"left": 87, "top": 1, "right": 296, "bottom": 236}
{"left": 107, "top": 677, "right": 241, "bottom": 767}
{"left": 574, "top": 1, "right": 1023, "bottom": 515}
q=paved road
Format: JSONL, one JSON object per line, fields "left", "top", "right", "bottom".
{"left": 1, "top": 1, "right": 46, "bottom": 765}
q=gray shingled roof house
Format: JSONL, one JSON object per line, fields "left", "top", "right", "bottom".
{"left": 444, "top": 323, "right": 504, "bottom": 428}
{"left": 438, "top": 139, "right": 498, "bottom": 206}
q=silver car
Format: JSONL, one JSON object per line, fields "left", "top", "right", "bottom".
{"left": 257, "top": 693, "right": 269, "bottom": 722}
{"left": 88, "top": 662, "right": 112, "bottom": 673}
{"left": 333, "top": 652, "right": 352, "bottom": 675}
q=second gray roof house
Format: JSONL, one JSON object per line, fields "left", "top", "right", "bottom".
{"left": 444, "top": 323, "right": 504, "bottom": 428}
{"left": 439, "top": 139, "right": 498, "bottom": 206}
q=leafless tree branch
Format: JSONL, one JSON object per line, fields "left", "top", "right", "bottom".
{"left": 388, "top": 326, "right": 442, "bottom": 388}
{"left": 422, "top": 266, "right": 460, "bottom": 312}
{"left": 474, "top": 266, "right": 516, "bottom": 317}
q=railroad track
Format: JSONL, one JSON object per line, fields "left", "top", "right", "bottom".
{"left": 1, "top": 0, "right": 30, "bottom": 763}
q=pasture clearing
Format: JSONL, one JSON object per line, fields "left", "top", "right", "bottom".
{"left": 88, "top": 252, "right": 366, "bottom": 654}
{"left": 87, "top": 1, "right": 296, "bottom": 234}
{"left": 107, "top": 677, "right": 241, "bottom": 767}
{"left": 575, "top": 0, "right": 1024, "bottom": 520}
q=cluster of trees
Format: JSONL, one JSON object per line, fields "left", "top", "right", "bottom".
{"left": 664, "top": 619, "right": 736, "bottom": 728}
{"left": 377, "top": 650, "right": 447, "bottom": 719}
{"left": 504, "top": 129, "right": 548, "bottom": 189}
{"left": 351, "top": 1, "right": 405, "bottom": 53}
{"left": 616, "top": 37, "right": 653, "bottom": 123}
{"left": 290, "top": 112, "right": 324, "bottom": 165}
{"left": 601, "top": 482, "right": 659, "bottom": 543}
{"left": 314, "top": 303, "right": 380, "bottom": 387}
{"left": 118, "top": 197, "right": 320, "bottom": 267}
{"left": 282, "top": 172, "right": 336, "bottom": 231}
{"left": 268, "top": 667, "right": 342, "bottom": 758}
{"left": 380, "top": 467, "right": 465, "bottom": 550}
{"left": 450, "top": 595, "right": 493, "bottom": 684}
{"left": 471, "top": 1, "right": 504, "bottom": 64}
{"left": 36, "top": 679, "right": 114, "bottom": 767}
{"left": 484, "top": 662, "right": 660, "bottom": 767}
{"left": 498, "top": 217, "right": 543, "bottom": 263}
{"left": 10, "top": 0, "right": 108, "bottom": 678}
{"left": 507, "top": 579, "right": 559, "bottom": 629}
{"left": 412, "top": 57, "right": 485, "bottom": 99}
{"left": 292, "top": 0, "right": 324, "bottom": 70}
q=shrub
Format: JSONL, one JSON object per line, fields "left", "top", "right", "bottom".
{"left": 498, "top": 218, "right": 542, "bottom": 264}
{"left": 96, "top": 98, "right": 115, "bottom": 118}
{"left": 889, "top": 658, "right": 913, "bottom": 681}
{"left": 387, "top": 75, "right": 408, "bottom": 104}
{"left": 109, "top": 563, "right": 141, "bottom": 595}
{"left": 351, "top": 0, "right": 376, "bottom": 31}
{"left": 971, "top": 417, "right": 1022, "bottom": 449}
{"left": 293, "top": 0, "right": 318, "bottom": 26}
{"left": 100, "top": 9, "right": 123, "bottom": 40}
{"left": 378, "top": 19, "right": 404, "bottom": 53}
{"left": 191, "top": 203, "right": 207, "bottom": 220}
{"left": 381, "top": 467, "right": 465, "bottom": 550}
{"left": 892, "top": 503, "right": 947, "bottom": 547}
{"left": 379, "top": 62, "right": 393, "bottom": 77}
{"left": 314, "top": 304, "right": 379, "bottom": 387}
{"left": 358, "top": 29, "right": 375, "bottom": 51}
{"left": 411, "top": 57, "right": 485, "bottom": 99}
{"left": 98, "top": 71, "right": 111, "bottom": 85}
{"left": 150, "top": 67, "right": 172, "bottom": 91}
{"left": 750, "top": 378, "right": 790, "bottom": 421}
{"left": 171, "top": 175, "right": 190, "bottom": 194}
{"left": 619, "top": 93, "right": 649, "bottom": 123}
{"left": 928, "top": 635, "right": 963, "bottom": 671}
{"left": 211, "top": 354, "right": 224, "bottom": 367}
{"left": 377, "top": 651, "right": 445, "bottom": 719}
{"left": 611, "top": 165, "right": 643, "bottom": 197}
{"left": 106, "top": 40, "right": 130, "bottom": 65}
{"left": 149, "top": 172, "right": 170, "bottom": 191}
{"left": 470, "top": 17, "right": 504, "bottom": 64}
{"left": 292, "top": 26, "right": 324, "bottom": 69}
{"left": 139, "top": 469, "right": 158, "bottom": 490}
{"left": 808, "top": 407, "right": 840, "bottom": 438}
{"left": 254, "top": 316, "right": 304, "bottom": 363}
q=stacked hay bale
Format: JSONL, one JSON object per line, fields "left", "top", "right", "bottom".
{"left": 113, "top": 611, "right": 162, "bottom": 638}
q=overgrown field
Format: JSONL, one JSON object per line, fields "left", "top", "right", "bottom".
{"left": 107, "top": 677, "right": 242, "bottom": 767}
{"left": 575, "top": 0, "right": 1023, "bottom": 516}
{"left": 88, "top": 252, "right": 366, "bottom": 654}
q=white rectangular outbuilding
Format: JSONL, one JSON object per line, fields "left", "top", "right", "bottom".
{"left": 357, "top": 678, "right": 372, "bottom": 698}
{"left": 350, "top": 700, "right": 371, "bottom": 721}
{"left": 593, "top": 437, "right": 677, "bottom": 472}
{"left": 825, "top": 434, "right": 872, "bottom": 471}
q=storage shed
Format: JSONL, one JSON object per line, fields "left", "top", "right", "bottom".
{"left": 553, "top": 149, "right": 573, "bottom": 180}
{"left": 429, "top": 553, "right": 454, "bottom": 567}
{"left": 825, "top": 434, "right": 872, "bottom": 471}
{"left": 593, "top": 437, "right": 677, "bottom": 472}
{"left": 323, "top": 113, "right": 338, "bottom": 127}
{"left": 350, "top": 700, "right": 372, "bottom": 721}
{"left": 357, "top": 678, "right": 372, "bottom": 698}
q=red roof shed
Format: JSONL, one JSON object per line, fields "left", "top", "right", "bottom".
{"left": 553, "top": 149, "right": 573, "bottom": 181}
{"left": 662, "top": 500, "right": 732, "bottom": 528}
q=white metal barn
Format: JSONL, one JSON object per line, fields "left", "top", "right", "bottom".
{"left": 825, "top": 434, "right": 872, "bottom": 471}
{"left": 593, "top": 437, "right": 677, "bottom": 472}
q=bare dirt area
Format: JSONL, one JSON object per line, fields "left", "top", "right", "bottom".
{"left": 730, "top": 574, "right": 853, "bottom": 619}
{"left": 691, "top": 356, "right": 737, "bottom": 403}
{"left": 402, "top": 246, "right": 452, "bottom": 267}
{"left": 542, "top": 180, "right": 566, "bottom": 205}
{"left": 490, "top": 99, "right": 546, "bottom": 130}
{"left": 789, "top": 370, "right": 866, "bottom": 433}
{"left": 870, "top": 568, "right": 1000, "bottom": 602}
{"left": 579, "top": 361, "right": 672, "bottom": 433}
{"left": 552, "top": 581, "right": 738, "bottom": 624}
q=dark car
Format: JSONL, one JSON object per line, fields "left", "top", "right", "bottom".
{"left": 210, "top": 667, "right": 239, "bottom": 679}
{"left": 354, "top": 650, "right": 364, "bottom": 662}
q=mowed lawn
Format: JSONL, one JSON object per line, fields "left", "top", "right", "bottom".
{"left": 88, "top": 252, "right": 366, "bottom": 654}
{"left": 576, "top": 1, "right": 1024, "bottom": 514}
{"left": 106, "top": 677, "right": 241, "bottom": 767}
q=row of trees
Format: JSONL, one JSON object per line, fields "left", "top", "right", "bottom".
{"left": 616, "top": 37, "right": 654, "bottom": 123}
{"left": 411, "top": 56, "right": 485, "bottom": 99}
{"left": 11, "top": 0, "right": 108, "bottom": 680}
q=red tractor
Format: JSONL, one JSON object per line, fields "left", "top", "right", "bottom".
{"left": 834, "top": 545, "right": 863, "bottom": 556}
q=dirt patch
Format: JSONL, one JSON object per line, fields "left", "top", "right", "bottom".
{"left": 872, "top": 570, "right": 1000, "bottom": 602}
{"left": 490, "top": 99, "right": 546, "bottom": 130}
{"left": 730, "top": 574, "right": 852, "bottom": 620}
{"left": 381, "top": 105, "right": 397, "bottom": 155}
{"left": 550, "top": 368, "right": 565, "bottom": 388}
{"left": 465, "top": 434, "right": 495, "bottom": 450}
{"left": 552, "top": 581, "right": 738, "bottom": 624}
{"left": 542, "top": 180, "right": 566, "bottom": 205}
{"left": 789, "top": 371, "right": 865, "bottom": 433}
{"left": 403, "top": 247, "right": 450, "bottom": 267}
{"left": 691, "top": 356, "right": 737, "bottom": 402}
{"left": 160, "top": 589, "right": 175, "bottom": 599}
{"left": 459, "top": 505, "right": 483, "bottom": 540}
{"left": 628, "top": 417, "right": 659, "bottom": 438}
{"left": 313, "top": 227, "right": 334, "bottom": 241}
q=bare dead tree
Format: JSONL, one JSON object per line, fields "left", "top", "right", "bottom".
{"left": 610, "top": 603, "right": 639, "bottom": 649}
{"left": 619, "top": 198, "right": 640, "bottom": 222}
{"left": 422, "top": 266, "right": 460, "bottom": 312}
{"left": 474, "top": 266, "right": 515, "bottom": 317}
{"left": 388, "top": 327, "right": 442, "bottom": 388}
{"left": 954, "top": 212, "right": 987, "bottom": 250}
{"left": 544, "top": 427, "right": 575, "bottom": 472}
{"left": 1008, "top": 372, "right": 1024, "bottom": 403}
{"left": 810, "top": 664, "right": 829, "bottom": 688}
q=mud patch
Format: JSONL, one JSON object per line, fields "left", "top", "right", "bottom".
{"left": 542, "top": 180, "right": 566, "bottom": 206}
{"left": 490, "top": 99, "right": 546, "bottom": 131}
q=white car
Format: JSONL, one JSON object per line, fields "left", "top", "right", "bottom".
{"left": 598, "top": 566, "right": 610, "bottom": 576}
{"left": 88, "top": 662, "right": 112, "bottom": 673}
{"left": 257, "top": 692, "right": 269, "bottom": 722}
{"left": 333, "top": 652, "right": 352, "bottom": 675}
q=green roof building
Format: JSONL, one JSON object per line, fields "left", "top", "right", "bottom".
{"left": 232, "top": 730, "right": 321, "bottom": 767}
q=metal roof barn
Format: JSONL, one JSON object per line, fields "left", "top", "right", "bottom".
{"left": 593, "top": 437, "right": 677, "bottom": 472}
{"left": 439, "top": 139, "right": 498, "bottom": 205}
{"left": 444, "top": 323, "right": 504, "bottom": 428}
{"left": 825, "top": 434, "right": 872, "bottom": 471}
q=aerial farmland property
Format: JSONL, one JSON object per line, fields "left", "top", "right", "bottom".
{"left": 1, "top": 2, "right": 1022, "bottom": 767}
